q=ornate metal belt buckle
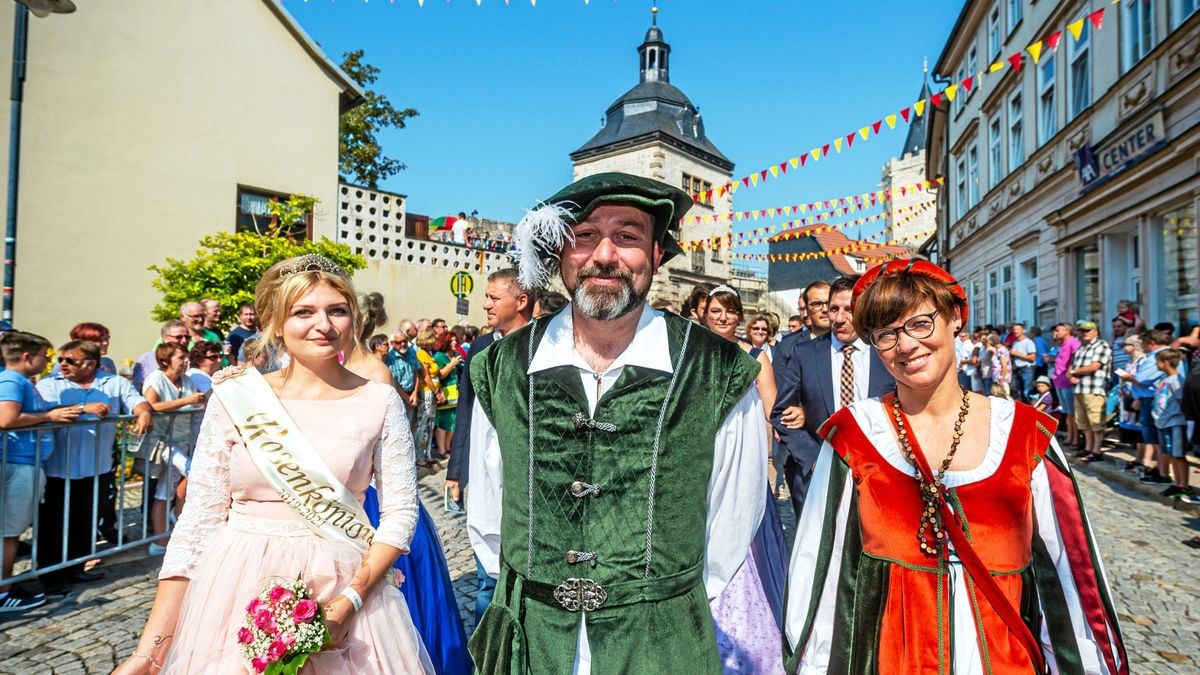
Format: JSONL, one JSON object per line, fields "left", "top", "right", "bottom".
{"left": 553, "top": 577, "right": 607, "bottom": 612}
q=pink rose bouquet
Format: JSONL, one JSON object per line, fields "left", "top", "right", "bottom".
{"left": 238, "top": 577, "right": 331, "bottom": 674}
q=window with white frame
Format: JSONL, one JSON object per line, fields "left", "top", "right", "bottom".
{"left": 1172, "top": 0, "right": 1199, "bottom": 28}
{"left": 955, "top": 64, "right": 967, "bottom": 114}
{"left": 1037, "top": 53, "right": 1056, "bottom": 145}
{"left": 1122, "top": 0, "right": 1156, "bottom": 72}
{"left": 957, "top": 156, "right": 968, "bottom": 219}
{"left": 1006, "top": 0, "right": 1022, "bottom": 33}
{"left": 988, "top": 112, "right": 1004, "bottom": 188}
{"left": 1001, "top": 264, "right": 1014, "bottom": 323}
{"left": 988, "top": 269, "right": 1001, "bottom": 325}
{"left": 1067, "top": 16, "right": 1091, "bottom": 119}
{"left": 988, "top": 5, "right": 1002, "bottom": 59}
{"left": 967, "top": 46, "right": 978, "bottom": 98}
{"left": 968, "top": 143, "right": 980, "bottom": 208}
{"left": 1008, "top": 90, "right": 1025, "bottom": 167}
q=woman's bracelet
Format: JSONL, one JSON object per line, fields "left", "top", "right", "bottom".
{"left": 130, "top": 653, "right": 160, "bottom": 669}
{"left": 339, "top": 586, "right": 363, "bottom": 612}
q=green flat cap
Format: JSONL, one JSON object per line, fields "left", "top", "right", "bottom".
{"left": 512, "top": 172, "right": 693, "bottom": 288}
{"left": 543, "top": 172, "right": 691, "bottom": 261}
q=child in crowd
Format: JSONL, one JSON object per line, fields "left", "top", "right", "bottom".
{"left": 1031, "top": 375, "right": 1056, "bottom": 413}
{"left": 989, "top": 382, "right": 1009, "bottom": 399}
{"left": 1153, "top": 349, "right": 1190, "bottom": 498}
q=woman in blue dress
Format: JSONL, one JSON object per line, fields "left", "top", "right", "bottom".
{"left": 364, "top": 488, "right": 472, "bottom": 675}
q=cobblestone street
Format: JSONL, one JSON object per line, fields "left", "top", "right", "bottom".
{"left": 1, "top": 464, "right": 1197, "bottom": 673}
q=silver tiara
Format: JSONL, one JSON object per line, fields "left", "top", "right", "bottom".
{"left": 708, "top": 284, "right": 738, "bottom": 297}
{"left": 278, "top": 254, "right": 349, "bottom": 280}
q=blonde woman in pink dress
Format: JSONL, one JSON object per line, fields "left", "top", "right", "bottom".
{"left": 115, "top": 255, "right": 434, "bottom": 674}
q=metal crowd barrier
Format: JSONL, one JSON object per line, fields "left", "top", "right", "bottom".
{"left": 0, "top": 408, "right": 206, "bottom": 587}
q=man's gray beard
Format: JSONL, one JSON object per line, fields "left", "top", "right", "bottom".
{"left": 571, "top": 277, "right": 646, "bottom": 321}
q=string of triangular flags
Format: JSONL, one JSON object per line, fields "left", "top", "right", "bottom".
{"left": 680, "top": 176, "right": 942, "bottom": 226}
{"left": 685, "top": 201, "right": 934, "bottom": 252}
{"left": 683, "top": 201, "right": 931, "bottom": 251}
{"left": 691, "top": 7, "right": 1109, "bottom": 203}
{"left": 729, "top": 212, "right": 936, "bottom": 262}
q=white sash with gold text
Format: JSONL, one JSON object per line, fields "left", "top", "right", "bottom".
{"left": 213, "top": 367, "right": 374, "bottom": 552}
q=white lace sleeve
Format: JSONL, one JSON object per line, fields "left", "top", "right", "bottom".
{"left": 159, "top": 402, "right": 232, "bottom": 579}
{"left": 372, "top": 388, "right": 419, "bottom": 552}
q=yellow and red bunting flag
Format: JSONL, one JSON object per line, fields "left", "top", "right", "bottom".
{"left": 1027, "top": 40, "right": 1044, "bottom": 64}
{"left": 682, "top": 9, "right": 1106, "bottom": 199}
{"left": 1045, "top": 30, "right": 1063, "bottom": 52}
{"left": 1067, "top": 18, "right": 1085, "bottom": 41}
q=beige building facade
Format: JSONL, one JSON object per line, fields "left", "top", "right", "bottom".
{"left": 0, "top": 0, "right": 361, "bottom": 361}
{"left": 929, "top": 0, "right": 1199, "bottom": 331}
{"left": 336, "top": 183, "right": 509, "bottom": 327}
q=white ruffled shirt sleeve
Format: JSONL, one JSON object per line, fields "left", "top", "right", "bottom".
{"left": 371, "top": 389, "right": 420, "bottom": 552}
{"left": 466, "top": 397, "right": 503, "bottom": 577}
{"left": 159, "top": 402, "right": 232, "bottom": 580}
{"left": 704, "top": 387, "right": 768, "bottom": 599}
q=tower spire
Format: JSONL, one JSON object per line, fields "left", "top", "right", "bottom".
{"left": 638, "top": 2, "right": 669, "bottom": 84}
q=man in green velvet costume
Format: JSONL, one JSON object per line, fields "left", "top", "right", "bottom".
{"left": 465, "top": 172, "right": 768, "bottom": 673}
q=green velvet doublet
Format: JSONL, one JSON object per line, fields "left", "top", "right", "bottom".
{"left": 467, "top": 310, "right": 761, "bottom": 674}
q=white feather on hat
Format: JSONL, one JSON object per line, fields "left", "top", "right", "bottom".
{"left": 510, "top": 201, "right": 576, "bottom": 289}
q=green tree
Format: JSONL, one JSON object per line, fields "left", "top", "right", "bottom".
{"left": 339, "top": 50, "right": 418, "bottom": 188}
{"left": 148, "top": 231, "right": 366, "bottom": 323}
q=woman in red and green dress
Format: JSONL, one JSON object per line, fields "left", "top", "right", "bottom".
{"left": 784, "top": 260, "right": 1126, "bottom": 675}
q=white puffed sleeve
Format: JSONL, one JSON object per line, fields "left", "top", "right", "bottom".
{"left": 159, "top": 402, "right": 232, "bottom": 579}
{"left": 371, "top": 389, "right": 419, "bottom": 551}
{"left": 703, "top": 387, "right": 768, "bottom": 599}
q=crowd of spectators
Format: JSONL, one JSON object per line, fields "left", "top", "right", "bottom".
{"left": 3, "top": 277, "right": 1199, "bottom": 619}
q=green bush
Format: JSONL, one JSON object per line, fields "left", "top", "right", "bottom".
{"left": 148, "top": 231, "right": 366, "bottom": 323}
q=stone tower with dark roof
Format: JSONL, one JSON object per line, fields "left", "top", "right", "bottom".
{"left": 880, "top": 72, "right": 938, "bottom": 246}
{"left": 569, "top": 7, "right": 739, "bottom": 308}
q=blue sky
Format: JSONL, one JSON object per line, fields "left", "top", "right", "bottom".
{"left": 284, "top": 0, "right": 965, "bottom": 269}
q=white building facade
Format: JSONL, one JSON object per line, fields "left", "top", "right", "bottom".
{"left": 929, "top": 0, "right": 1199, "bottom": 331}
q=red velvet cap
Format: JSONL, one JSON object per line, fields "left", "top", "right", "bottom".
{"left": 852, "top": 259, "right": 969, "bottom": 324}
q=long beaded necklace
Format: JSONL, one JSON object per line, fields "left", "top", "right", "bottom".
{"left": 890, "top": 387, "right": 972, "bottom": 557}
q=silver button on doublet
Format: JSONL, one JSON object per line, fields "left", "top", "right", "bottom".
{"left": 569, "top": 481, "right": 601, "bottom": 498}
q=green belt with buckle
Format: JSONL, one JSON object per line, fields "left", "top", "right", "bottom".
{"left": 503, "top": 561, "right": 703, "bottom": 613}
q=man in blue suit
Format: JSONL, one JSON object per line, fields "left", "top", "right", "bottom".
{"left": 444, "top": 267, "right": 532, "bottom": 625}
{"left": 771, "top": 275, "right": 895, "bottom": 518}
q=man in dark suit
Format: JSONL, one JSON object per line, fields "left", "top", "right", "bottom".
{"left": 444, "top": 267, "right": 532, "bottom": 625}
{"left": 771, "top": 275, "right": 894, "bottom": 518}
{"left": 773, "top": 280, "right": 830, "bottom": 373}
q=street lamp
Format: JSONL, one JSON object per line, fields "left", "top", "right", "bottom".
{"left": 4, "top": 0, "right": 75, "bottom": 320}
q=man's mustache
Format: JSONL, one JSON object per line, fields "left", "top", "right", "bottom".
{"left": 577, "top": 266, "right": 633, "bottom": 282}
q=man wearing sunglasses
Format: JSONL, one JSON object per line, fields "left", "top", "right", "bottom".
{"left": 771, "top": 275, "right": 894, "bottom": 518}
{"left": 385, "top": 331, "right": 418, "bottom": 411}
{"left": 36, "top": 340, "right": 152, "bottom": 597}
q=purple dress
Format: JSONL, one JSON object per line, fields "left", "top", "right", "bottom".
{"left": 711, "top": 488, "right": 788, "bottom": 674}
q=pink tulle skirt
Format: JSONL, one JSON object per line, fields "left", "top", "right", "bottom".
{"left": 161, "top": 512, "right": 434, "bottom": 674}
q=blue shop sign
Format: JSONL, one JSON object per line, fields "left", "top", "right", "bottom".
{"left": 1076, "top": 110, "right": 1166, "bottom": 193}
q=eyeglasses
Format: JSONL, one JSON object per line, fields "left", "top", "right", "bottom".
{"left": 184, "top": 314, "right": 205, "bottom": 320}
{"left": 749, "top": 327, "right": 768, "bottom": 333}
{"left": 58, "top": 356, "right": 93, "bottom": 367}
{"left": 165, "top": 334, "right": 190, "bottom": 342}
{"left": 807, "top": 300, "right": 829, "bottom": 311}
{"left": 867, "top": 310, "right": 939, "bottom": 351}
